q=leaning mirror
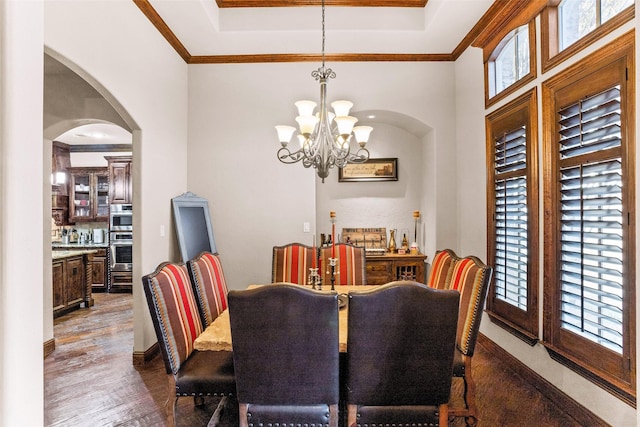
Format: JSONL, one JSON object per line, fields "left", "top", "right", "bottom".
{"left": 171, "top": 192, "right": 217, "bottom": 262}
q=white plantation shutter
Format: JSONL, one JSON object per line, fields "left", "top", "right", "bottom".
{"left": 494, "top": 126, "right": 528, "bottom": 310}
{"left": 557, "top": 86, "right": 623, "bottom": 353}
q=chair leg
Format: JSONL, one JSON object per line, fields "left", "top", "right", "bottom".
{"left": 238, "top": 403, "right": 249, "bottom": 427}
{"left": 165, "top": 375, "right": 177, "bottom": 427}
{"left": 346, "top": 404, "right": 357, "bottom": 427}
{"left": 462, "top": 357, "right": 478, "bottom": 427}
{"left": 207, "top": 396, "right": 228, "bottom": 427}
{"left": 439, "top": 403, "right": 449, "bottom": 426}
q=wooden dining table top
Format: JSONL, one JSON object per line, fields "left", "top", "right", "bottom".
{"left": 194, "top": 284, "right": 379, "bottom": 353}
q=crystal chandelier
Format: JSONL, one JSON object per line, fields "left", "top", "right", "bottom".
{"left": 275, "top": 0, "right": 372, "bottom": 183}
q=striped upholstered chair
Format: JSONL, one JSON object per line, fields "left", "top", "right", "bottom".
{"left": 320, "top": 242, "right": 367, "bottom": 285}
{"left": 143, "top": 262, "right": 235, "bottom": 426}
{"left": 427, "top": 248, "right": 459, "bottom": 289}
{"left": 187, "top": 251, "right": 229, "bottom": 328}
{"left": 272, "top": 243, "right": 316, "bottom": 285}
{"left": 446, "top": 255, "right": 493, "bottom": 427}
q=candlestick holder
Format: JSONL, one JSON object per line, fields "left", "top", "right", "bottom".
{"left": 329, "top": 257, "right": 338, "bottom": 291}
{"left": 308, "top": 267, "right": 322, "bottom": 290}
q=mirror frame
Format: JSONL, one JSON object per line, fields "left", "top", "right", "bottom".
{"left": 171, "top": 191, "right": 217, "bottom": 262}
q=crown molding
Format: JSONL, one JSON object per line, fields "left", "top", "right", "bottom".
{"left": 215, "top": 0, "right": 427, "bottom": 7}
{"left": 189, "top": 52, "right": 453, "bottom": 64}
{"left": 134, "top": 0, "right": 506, "bottom": 64}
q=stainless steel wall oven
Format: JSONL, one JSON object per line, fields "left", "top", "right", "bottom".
{"left": 110, "top": 231, "right": 132, "bottom": 272}
{"left": 110, "top": 204, "right": 133, "bottom": 231}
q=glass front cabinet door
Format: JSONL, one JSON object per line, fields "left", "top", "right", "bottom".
{"left": 69, "top": 167, "right": 109, "bottom": 222}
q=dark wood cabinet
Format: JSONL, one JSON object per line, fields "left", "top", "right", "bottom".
{"left": 365, "top": 253, "right": 428, "bottom": 285}
{"left": 110, "top": 271, "right": 132, "bottom": 293}
{"left": 106, "top": 156, "right": 132, "bottom": 205}
{"left": 52, "top": 260, "right": 66, "bottom": 313}
{"left": 52, "top": 194, "right": 69, "bottom": 226}
{"left": 52, "top": 253, "right": 93, "bottom": 318}
{"left": 66, "top": 257, "right": 85, "bottom": 306}
{"left": 68, "top": 167, "right": 109, "bottom": 222}
{"left": 91, "top": 248, "right": 109, "bottom": 292}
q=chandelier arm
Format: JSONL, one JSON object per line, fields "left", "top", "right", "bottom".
{"left": 277, "top": 147, "right": 307, "bottom": 164}
{"left": 347, "top": 147, "right": 370, "bottom": 163}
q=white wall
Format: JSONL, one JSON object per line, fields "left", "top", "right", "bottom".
{"left": 454, "top": 18, "right": 637, "bottom": 427}
{"left": 44, "top": 0, "right": 190, "bottom": 357}
{"left": 0, "top": 1, "right": 45, "bottom": 424}
{"left": 316, "top": 123, "right": 425, "bottom": 251}
{"left": 70, "top": 151, "right": 132, "bottom": 168}
{"left": 188, "top": 61, "right": 458, "bottom": 289}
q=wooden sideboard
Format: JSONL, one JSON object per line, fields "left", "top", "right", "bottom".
{"left": 366, "top": 253, "right": 428, "bottom": 285}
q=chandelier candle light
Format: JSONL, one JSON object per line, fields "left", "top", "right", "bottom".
{"left": 275, "top": 0, "right": 372, "bottom": 183}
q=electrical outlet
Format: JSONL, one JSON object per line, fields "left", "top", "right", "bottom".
{"left": 160, "top": 225, "right": 165, "bottom": 237}
{"left": 303, "top": 222, "right": 310, "bottom": 233}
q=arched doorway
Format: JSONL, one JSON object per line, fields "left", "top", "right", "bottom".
{"left": 43, "top": 51, "right": 139, "bottom": 355}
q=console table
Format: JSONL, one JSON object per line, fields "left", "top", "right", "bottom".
{"left": 366, "top": 253, "right": 428, "bottom": 285}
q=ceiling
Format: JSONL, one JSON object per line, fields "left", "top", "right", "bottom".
{"left": 55, "top": 123, "right": 133, "bottom": 146}
{"left": 140, "top": 0, "right": 496, "bottom": 61}
{"left": 54, "top": 0, "right": 497, "bottom": 146}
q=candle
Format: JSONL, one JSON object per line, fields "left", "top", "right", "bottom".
{"left": 330, "top": 211, "right": 336, "bottom": 258}
{"left": 312, "top": 234, "right": 316, "bottom": 269}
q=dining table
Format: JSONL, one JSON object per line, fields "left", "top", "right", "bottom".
{"left": 194, "top": 284, "right": 379, "bottom": 353}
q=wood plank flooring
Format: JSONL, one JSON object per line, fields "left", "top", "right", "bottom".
{"left": 45, "top": 293, "right": 587, "bottom": 426}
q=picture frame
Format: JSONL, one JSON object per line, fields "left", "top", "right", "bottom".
{"left": 338, "top": 157, "right": 398, "bottom": 182}
{"left": 171, "top": 192, "right": 217, "bottom": 262}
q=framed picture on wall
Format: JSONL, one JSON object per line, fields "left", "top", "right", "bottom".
{"left": 338, "top": 158, "right": 398, "bottom": 182}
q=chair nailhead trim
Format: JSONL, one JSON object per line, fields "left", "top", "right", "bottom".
{"left": 175, "top": 392, "right": 233, "bottom": 397}
{"left": 248, "top": 424, "right": 328, "bottom": 427}
{"left": 356, "top": 424, "right": 437, "bottom": 427}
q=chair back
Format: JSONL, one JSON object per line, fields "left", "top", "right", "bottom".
{"left": 228, "top": 284, "right": 339, "bottom": 426}
{"left": 320, "top": 243, "right": 367, "bottom": 285}
{"left": 346, "top": 282, "right": 459, "bottom": 423}
{"left": 142, "top": 262, "right": 203, "bottom": 375}
{"left": 272, "top": 243, "right": 316, "bottom": 285}
{"left": 187, "top": 251, "right": 228, "bottom": 327}
{"left": 427, "top": 248, "right": 459, "bottom": 289}
{"left": 450, "top": 256, "right": 493, "bottom": 357}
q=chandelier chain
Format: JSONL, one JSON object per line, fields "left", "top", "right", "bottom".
{"left": 321, "top": 0, "right": 325, "bottom": 69}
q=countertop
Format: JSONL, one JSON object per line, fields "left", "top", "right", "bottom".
{"left": 52, "top": 242, "right": 109, "bottom": 249}
{"left": 52, "top": 249, "right": 99, "bottom": 261}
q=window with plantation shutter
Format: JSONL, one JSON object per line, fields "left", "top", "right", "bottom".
{"left": 495, "top": 128, "right": 528, "bottom": 311}
{"left": 486, "top": 89, "right": 539, "bottom": 343}
{"left": 542, "top": 32, "right": 634, "bottom": 403}
{"left": 557, "top": 87, "right": 624, "bottom": 353}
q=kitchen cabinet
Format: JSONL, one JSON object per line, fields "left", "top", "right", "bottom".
{"left": 91, "top": 248, "right": 109, "bottom": 292}
{"left": 110, "top": 271, "right": 132, "bottom": 293}
{"left": 365, "top": 253, "right": 428, "bottom": 285}
{"left": 106, "top": 156, "right": 132, "bottom": 205}
{"left": 52, "top": 195, "right": 69, "bottom": 226}
{"left": 68, "top": 167, "right": 109, "bottom": 222}
{"left": 52, "top": 251, "right": 95, "bottom": 318}
{"left": 52, "top": 260, "right": 66, "bottom": 313}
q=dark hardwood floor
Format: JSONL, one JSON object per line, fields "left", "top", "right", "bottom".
{"left": 45, "top": 293, "right": 587, "bottom": 426}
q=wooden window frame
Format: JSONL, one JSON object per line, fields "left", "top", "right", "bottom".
{"left": 541, "top": 0, "right": 635, "bottom": 74}
{"left": 485, "top": 21, "right": 537, "bottom": 109}
{"left": 541, "top": 31, "right": 636, "bottom": 405}
{"left": 485, "top": 88, "right": 539, "bottom": 345}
